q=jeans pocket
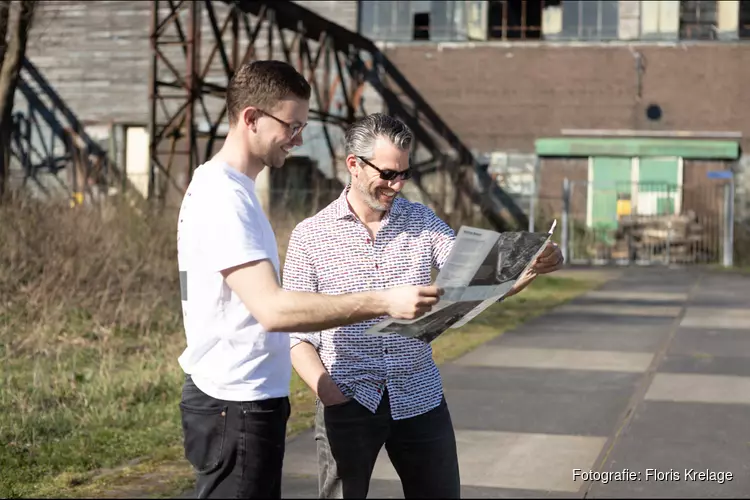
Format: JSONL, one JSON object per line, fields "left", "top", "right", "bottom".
{"left": 180, "top": 401, "right": 228, "bottom": 475}
{"left": 244, "top": 397, "right": 286, "bottom": 414}
{"left": 322, "top": 398, "right": 358, "bottom": 422}
{"left": 323, "top": 398, "right": 353, "bottom": 409}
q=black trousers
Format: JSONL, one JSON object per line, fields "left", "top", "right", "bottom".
{"left": 315, "top": 391, "right": 461, "bottom": 499}
{"left": 180, "top": 375, "right": 290, "bottom": 499}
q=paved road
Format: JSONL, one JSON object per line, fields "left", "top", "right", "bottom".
{"left": 280, "top": 267, "right": 750, "bottom": 498}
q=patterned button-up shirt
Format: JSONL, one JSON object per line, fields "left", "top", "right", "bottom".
{"left": 282, "top": 186, "right": 455, "bottom": 420}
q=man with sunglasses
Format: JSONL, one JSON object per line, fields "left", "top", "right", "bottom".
{"left": 283, "top": 113, "right": 564, "bottom": 498}
{"left": 176, "top": 63, "right": 444, "bottom": 500}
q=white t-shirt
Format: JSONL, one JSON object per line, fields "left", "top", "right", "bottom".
{"left": 176, "top": 161, "right": 291, "bottom": 401}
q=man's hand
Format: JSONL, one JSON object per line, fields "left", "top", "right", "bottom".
{"left": 379, "top": 285, "right": 443, "bottom": 320}
{"left": 532, "top": 242, "right": 564, "bottom": 274}
{"left": 317, "top": 373, "right": 350, "bottom": 406}
{"left": 291, "top": 342, "right": 351, "bottom": 407}
{"left": 504, "top": 242, "right": 564, "bottom": 299}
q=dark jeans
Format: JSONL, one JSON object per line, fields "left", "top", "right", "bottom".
{"left": 180, "top": 375, "right": 290, "bottom": 499}
{"left": 315, "top": 391, "right": 460, "bottom": 499}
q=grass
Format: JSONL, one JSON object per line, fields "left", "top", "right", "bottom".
{"left": 0, "top": 194, "right": 604, "bottom": 499}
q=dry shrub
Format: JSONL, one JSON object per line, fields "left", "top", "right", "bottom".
{"left": 0, "top": 195, "right": 181, "bottom": 356}
{"left": 0, "top": 185, "right": 478, "bottom": 358}
{"left": 0, "top": 190, "right": 335, "bottom": 358}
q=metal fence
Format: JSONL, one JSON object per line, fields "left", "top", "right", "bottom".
{"left": 560, "top": 178, "right": 735, "bottom": 267}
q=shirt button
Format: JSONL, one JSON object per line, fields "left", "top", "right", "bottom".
{"left": 366, "top": 238, "right": 371, "bottom": 244}
{"left": 384, "top": 348, "right": 389, "bottom": 354}
{"left": 375, "top": 263, "right": 379, "bottom": 270}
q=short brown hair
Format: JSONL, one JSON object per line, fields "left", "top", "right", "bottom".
{"left": 226, "top": 60, "right": 311, "bottom": 126}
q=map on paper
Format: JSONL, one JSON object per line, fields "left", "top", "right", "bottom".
{"left": 365, "top": 221, "right": 557, "bottom": 344}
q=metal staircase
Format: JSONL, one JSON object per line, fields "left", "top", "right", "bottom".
{"left": 149, "top": 0, "right": 527, "bottom": 229}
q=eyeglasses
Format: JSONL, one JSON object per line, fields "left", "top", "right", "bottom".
{"left": 258, "top": 109, "right": 307, "bottom": 140}
{"left": 356, "top": 156, "right": 413, "bottom": 181}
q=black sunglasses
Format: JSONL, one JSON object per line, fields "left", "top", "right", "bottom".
{"left": 356, "top": 156, "right": 413, "bottom": 181}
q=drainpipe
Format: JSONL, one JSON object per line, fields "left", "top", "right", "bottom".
{"left": 629, "top": 47, "right": 644, "bottom": 101}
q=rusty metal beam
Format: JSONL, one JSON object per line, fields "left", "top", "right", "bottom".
{"left": 148, "top": 0, "right": 359, "bottom": 206}
{"left": 148, "top": 0, "right": 526, "bottom": 229}
{"left": 185, "top": 0, "right": 198, "bottom": 192}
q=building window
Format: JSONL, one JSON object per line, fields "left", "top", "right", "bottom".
{"left": 679, "top": 0, "right": 718, "bottom": 40}
{"left": 487, "top": 1, "right": 543, "bottom": 40}
{"left": 413, "top": 12, "right": 431, "bottom": 40}
{"left": 560, "top": 0, "right": 619, "bottom": 41}
{"left": 740, "top": 0, "right": 750, "bottom": 39}
{"left": 358, "top": 0, "right": 468, "bottom": 42}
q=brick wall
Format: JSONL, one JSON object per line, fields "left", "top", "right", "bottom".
{"left": 682, "top": 160, "right": 730, "bottom": 218}
{"left": 538, "top": 158, "right": 587, "bottom": 218}
{"left": 381, "top": 42, "right": 750, "bottom": 154}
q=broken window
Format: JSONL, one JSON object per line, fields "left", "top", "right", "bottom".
{"left": 740, "top": 0, "right": 750, "bottom": 39}
{"left": 560, "top": 0, "right": 619, "bottom": 40}
{"left": 679, "top": 0, "right": 718, "bottom": 40}
{"left": 487, "top": 0, "right": 543, "bottom": 40}
{"left": 413, "top": 12, "right": 431, "bottom": 40}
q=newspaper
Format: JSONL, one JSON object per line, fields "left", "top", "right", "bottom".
{"left": 365, "top": 220, "right": 557, "bottom": 344}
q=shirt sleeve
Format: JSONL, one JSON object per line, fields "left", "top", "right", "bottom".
{"left": 282, "top": 225, "right": 322, "bottom": 350}
{"left": 197, "top": 183, "right": 271, "bottom": 274}
{"left": 425, "top": 208, "right": 456, "bottom": 270}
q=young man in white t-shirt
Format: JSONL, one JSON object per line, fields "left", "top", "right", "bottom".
{"left": 176, "top": 61, "right": 443, "bottom": 499}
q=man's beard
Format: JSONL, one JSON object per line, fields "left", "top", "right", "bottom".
{"left": 355, "top": 177, "right": 388, "bottom": 212}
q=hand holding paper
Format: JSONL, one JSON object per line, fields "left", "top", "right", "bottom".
{"left": 366, "top": 220, "right": 558, "bottom": 344}
{"left": 531, "top": 241, "right": 564, "bottom": 274}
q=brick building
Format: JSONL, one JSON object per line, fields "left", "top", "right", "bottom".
{"left": 14, "top": 1, "right": 750, "bottom": 245}
{"left": 368, "top": 2, "right": 749, "bottom": 232}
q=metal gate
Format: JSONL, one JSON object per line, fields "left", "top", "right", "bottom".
{"left": 560, "top": 178, "right": 734, "bottom": 266}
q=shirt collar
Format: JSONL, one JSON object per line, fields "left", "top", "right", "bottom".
{"left": 332, "top": 183, "right": 405, "bottom": 222}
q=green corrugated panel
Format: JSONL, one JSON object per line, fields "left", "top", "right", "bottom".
{"left": 535, "top": 137, "right": 740, "bottom": 159}
{"left": 638, "top": 157, "right": 680, "bottom": 216}
{"left": 591, "top": 157, "right": 632, "bottom": 232}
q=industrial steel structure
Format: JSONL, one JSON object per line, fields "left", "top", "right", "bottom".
{"left": 147, "top": 0, "right": 527, "bottom": 229}
{"left": 8, "top": 0, "right": 749, "bottom": 267}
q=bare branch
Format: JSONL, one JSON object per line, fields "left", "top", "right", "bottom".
{"left": 0, "top": 1, "right": 11, "bottom": 68}
{"left": 0, "top": 0, "right": 38, "bottom": 195}
{"left": 20, "top": 0, "right": 36, "bottom": 29}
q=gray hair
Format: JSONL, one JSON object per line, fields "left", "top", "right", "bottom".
{"left": 344, "top": 113, "right": 413, "bottom": 159}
